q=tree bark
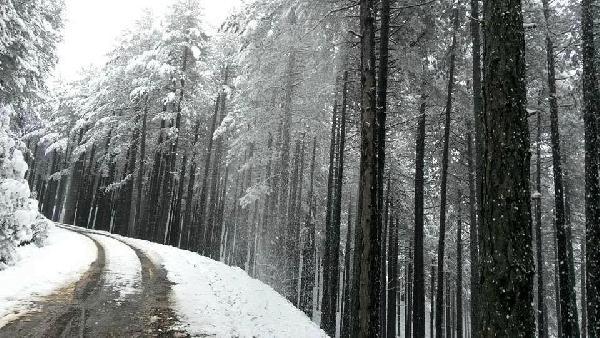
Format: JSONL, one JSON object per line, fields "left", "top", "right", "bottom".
{"left": 479, "top": 0, "right": 534, "bottom": 335}
{"left": 534, "top": 109, "right": 546, "bottom": 337}
{"left": 469, "top": 0, "right": 482, "bottom": 334}
{"left": 357, "top": 0, "right": 380, "bottom": 336}
{"left": 581, "top": 0, "right": 600, "bottom": 335}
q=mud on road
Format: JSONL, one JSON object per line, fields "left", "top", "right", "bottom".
{"left": 0, "top": 226, "right": 188, "bottom": 337}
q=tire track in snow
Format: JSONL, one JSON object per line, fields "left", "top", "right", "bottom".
{"left": 0, "top": 229, "right": 106, "bottom": 337}
{"left": 59, "top": 225, "right": 188, "bottom": 337}
{"left": 0, "top": 225, "right": 188, "bottom": 337}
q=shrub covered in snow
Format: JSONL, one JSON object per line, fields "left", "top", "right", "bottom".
{"left": 0, "top": 111, "right": 51, "bottom": 269}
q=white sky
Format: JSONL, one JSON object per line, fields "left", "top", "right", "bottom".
{"left": 55, "top": 0, "right": 241, "bottom": 80}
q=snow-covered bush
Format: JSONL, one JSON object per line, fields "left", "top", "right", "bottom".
{"left": 0, "top": 111, "right": 51, "bottom": 269}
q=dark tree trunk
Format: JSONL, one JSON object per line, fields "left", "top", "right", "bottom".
{"left": 342, "top": 198, "right": 354, "bottom": 337}
{"left": 133, "top": 97, "right": 148, "bottom": 238}
{"left": 466, "top": 119, "right": 480, "bottom": 338}
{"left": 445, "top": 271, "right": 450, "bottom": 338}
{"left": 53, "top": 146, "right": 71, "bottom": 222}
{"left": 413, "top": 79, "right": 427, "bottom": 338}
{"left": 479, "top": 0, "right": 534, "bottom": 335}
{"left": 322, "top": 99, "right": 339, "bottom": 336}
{"left": 42, "top": 150, "right": 58, "bottom": 219}
{"left": 469, "top": 0, "right": 482, "bottom": 333}
{"left": 357, "top": 0, "right": 380, "bottom": 336}
{"left": 435, "top": 8, "right": 458, "bottom": 338}
{"left": 193, "top": 95, "right": 221, "bottom": 252}
{"left": 63, "top": 129, "right": 85, "bottom": 225}
{"left": 324, "top": 65, "right": 349, "bottom": 336}
{"left": 181, "top": 118, "right": 201, "bottom": 249}
{"left": 431, "top": 261, "right": 435, "bottom": 338}
{"left": 406, "top": 244, "right": 413, "bottom": 338}
{"left": 291, "top": 140, "right": 306, "bottom": 303}
{"left": 299, "top": 139, "right": 317, "bottom": 318}
{"left": 582, "top": 0, "right": 600, "bottom": 335}
{"left": 376, "top": 1, "right": 391, "bottom": 333}
{"left": 119, "top": 123, "right": 138, "bottom": 235}
{"left": 381, "top": 183, "right": 390, "bottom": 338}
{"left": 456, "top": 195, "right": 463, "bottom": 338}
{"left": 387, "top": 215, "right": 399, "bottom": 338}
{"left": 541, "top": 1, "right": 580, "bottom": 335}
{"left": 534, "top": 109, "right": 546, "bottom": 337}
{"left": 582, "top": 238, "right": 588, "bottom": 338}
{"left": 144, "top": 115, "right": 166, "bottom": 240}
{"left": 555, "top": 229, "right": 563, "bottom": 337}
{"left": 170, "top": 150, "right": 188, "bottom": 247}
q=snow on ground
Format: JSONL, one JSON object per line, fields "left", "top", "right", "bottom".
{"left": 87, "top": 233, "right": 141, "bottom": 301}
{"left": 0, "top": 225, "right": 97, "bottom": 326}
{"left": 114, "top": 235, "right": 328, "bottom": 338}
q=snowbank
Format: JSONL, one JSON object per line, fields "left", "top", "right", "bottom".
{"left": 116, "top": 236, "right": 328, "bottom": 337}
{"left": 0, "top": 226, "right": 97, "bottom": 326}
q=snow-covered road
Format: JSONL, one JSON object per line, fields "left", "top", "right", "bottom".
{"left": 0, "top": 224, "right": 327, "bottom": 337}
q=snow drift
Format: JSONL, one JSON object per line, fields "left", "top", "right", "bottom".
{"left": 111, "top": 233, "right": 328, "bottom": 337}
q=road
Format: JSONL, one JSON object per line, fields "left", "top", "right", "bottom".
{"left": 0, "top": 226, "right": 188, "bottom": 337}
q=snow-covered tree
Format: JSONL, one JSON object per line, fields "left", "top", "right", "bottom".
{"left": 0, "top": 108, "right": 50, "bottom": 268}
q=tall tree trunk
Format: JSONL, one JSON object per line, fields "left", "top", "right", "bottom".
{"left": 63, "top": 129, "right": 85, "bottom": 225}
{"left": 435, "top": 8, "right": 458, "bottom": 338}
{"left": 342, "top": 198, "right": 354, "bottom": 337}
{"left": 466, "top": 119, "right": 480, "bottom": 338}
{"left": 582, "top": 238, "right": 588, "bottom": 338}
{"left": 120, "top": 122, "right": 138, "bottom": 235}
{"left": 206, "top": 88, "right": 227, "bottom": 259}
{"left": 42, "top": 150, "right": 58, "bottom": 219}
{"left": 535, "top": 109, "right": 546, "bottom": 337}
{"left": 541, "top": 1, "right": 580, "bottom": 335}
{"left": 406, "top": 244, "right": 413, "bottom": 338}
{"left": 387, "top": 216, "right": 398, "bottom": 338}
{"left": 322, "top": 99, "right": 339, "bottom": 336}
{"left": 292, "top": 140, "right": 306, "bottom": 303}
{"left": 299, "top": 139, "right": 317, "bottom": 318}
{"left": 181, "top": 118, "right": 201, "bottom": 249}
{"left": 325, "top": 65, "right": 349, "bottom": 336}
{"left": 413, "top": 78, "right": 427, "bottom": 338}
{"left": 133, "top": 97, "right": 148, "bottom": 238}
{"left": 479, "top": 0, "right": 534, "bottom": 335}
{"left": 53, "top": 144, "right": 71, "bottom": 222}
{"left": 581, "top": 0, "right": 600, "bottom": 335}
{"left": 456, "top": 195, "right": 463, "bottom": 338}
{"left": 469, "top": 0, "right": 482, "bottom": 332}
{"left": 357, "top": 0, "right": 380, "bottom": 335}
{"left": 431, "top": 261, "right": 435, "bottom": 338}
{"left": 192, "top": 95, "right": 221, "bottom": 251}
{"left": 144, "top": 115, "right": 167, "bottom": 240}
{"left": 555, "top": 229, "right": 563, "bottom": 337}
{"left": 377, "top": 2, "right": 391, "bottom": 334}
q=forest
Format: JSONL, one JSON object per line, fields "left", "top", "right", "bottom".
{"left": 1, "top": 0, "right": 599, "bottom": 336}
